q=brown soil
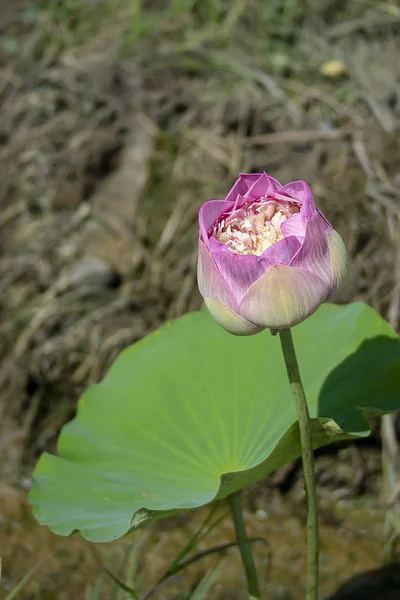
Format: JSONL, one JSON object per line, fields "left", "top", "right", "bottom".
{"left": 0, "top": 483, "right": 386, "bottom": 599}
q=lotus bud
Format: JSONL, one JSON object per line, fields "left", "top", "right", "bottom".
{"left": 197, "top": 172, "right": 348, "bottom": 335}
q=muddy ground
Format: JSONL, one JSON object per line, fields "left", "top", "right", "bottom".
{"left": 1, "top": 1, "right": 400, "bottom": 598}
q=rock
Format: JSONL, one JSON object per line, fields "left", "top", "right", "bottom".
{"left": 68, "top": 256, "right": 121, "bottom": 289}
{"left": 328, "top": 563, "right": 400, "bottom": 600}
{"left": 84, "top": 115, "right": 154, "bottom": 274}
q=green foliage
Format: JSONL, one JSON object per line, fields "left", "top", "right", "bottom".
{"left": 21, "top": 0, "right": 127, "bottom": 52}
{"left": 188, "top": 565, "right": 222, "bottom": 599}
{"left": 87, "top": 538, "right": 141, "bottom": 600}
{"left": 25, "top": 0, "right": 371, "bottom": 57}
{"left": 30, "top": 302, "right": 400, "bottom": 542}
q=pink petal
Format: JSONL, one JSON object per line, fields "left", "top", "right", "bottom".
{"left": 204, "top": 297, "right": 263, "bottom": 336}
{"left": 224, "top": 172, "right": 282, "bottom": 203}
{"left": 289, "top": 211, "right": 333, "bottom": 285}
{"left": 224, "top": 173, "right": 262, "bottom": 203}
{"left": 208, "top": 237, "right": 270, "bottom": 303}
{"left": 275, "top": 180, "right": 316, "bottom": 220}
{"left": 197, "top": 240, "right": 237, "bottom": 309}
{"left": 232, "top": 193, "right": 249, "bottom": 211}
{"left": 239, "top": 265, "right": 329, "bottom": 329}
{"left": 261, "top": 235, "right": 302, "bottom": 265}
{"left": 238, "top": 172, "right": 264, "bottom": 186}
{"left": 328, "top": 230, "right": 348, "bottom": 292}
{"left": 198, "top": 200, "right": 234, "bottom": 243}
{"left": 245, "top": 172, "right": 281, "bottom": 200}
{"left": 281, "top": 212, "right": 306, "bottom": 238}
{"left": 263, "top": 172, "right": 282, "bottom": 191}
{"left": 207, "top": 232, "right": 302, "bottom": 304}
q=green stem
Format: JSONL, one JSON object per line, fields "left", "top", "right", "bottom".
{"left": 279, "top": 328, "right": 319, "bottom": 600}
{"left": 229, "top": 491, "right": 261, "bottom": 600}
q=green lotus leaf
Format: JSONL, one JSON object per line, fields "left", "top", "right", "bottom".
{"left": 30, "top": 302, "right": 400, "bottom": 542}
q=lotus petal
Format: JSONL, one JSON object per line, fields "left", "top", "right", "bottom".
{"left": 260, "top": 235, "right": 302, "bottom": 267}
{"left": 328, "top": 230, "right": 349, "bottom": 292}
{"left": 205, "top": 297, "right": 263, "bottom": 336}
{"left": 245, "top": 172, "right": 281, "bottom": 199}
{"left": 239, "top": 265, "right": 329, "bottom": 329}
{"left": 208, "top": 237, "right": 270, "bottom": 303}
{"left": 275, "top": 180, "right": 316, "bottom": 220}
{"left": 224, "top": 174, "right": 261, "bottom": 203}
{"left": 198, "top": 200, "right": 234, "bottom": 243}
{"left": 281, "top": 211, "right": 306, "bottom": 238}
{"left": 289, "top": 211, "right": 333, "bottom": 285}
{"left": 197, "top": 241, "right": 237, "bottom": 309}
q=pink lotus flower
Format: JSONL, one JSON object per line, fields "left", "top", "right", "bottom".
{"left": 197, "top": 172, "right": 348, "bottom": 335}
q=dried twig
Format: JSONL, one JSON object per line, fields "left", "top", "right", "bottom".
{"left": 244, "top": 128, "right": 350, "bottom": 146}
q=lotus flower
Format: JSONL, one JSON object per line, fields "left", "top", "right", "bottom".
{"left": 197, "top": 172, "right": 348, "bottom": 335}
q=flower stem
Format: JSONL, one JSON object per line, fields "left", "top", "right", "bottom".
{"left": 279, "top": 328, "right": 319, "bottom": 600}
{"left": 229, "top": 491, "right": 261, "bottom": 600}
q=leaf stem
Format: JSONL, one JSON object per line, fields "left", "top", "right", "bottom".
{"left": 279, "top": 328, "right": 319, "bottom": 600}
{"left": 229, "top": 491, "right": 261, "bottom": 600}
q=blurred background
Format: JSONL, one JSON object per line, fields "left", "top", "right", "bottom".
{"left": 1, "top": 1, "right": 400, "bottom": 598}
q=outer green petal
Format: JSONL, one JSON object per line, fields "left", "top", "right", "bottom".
{"left": 328, "top": 230, "right": 349, "bottom": 292}
{"left": 239, "top": 265, "right": 328, "bottom": 329}
{"left": 204, "top": 297, "right": 264, "bottom": 336}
